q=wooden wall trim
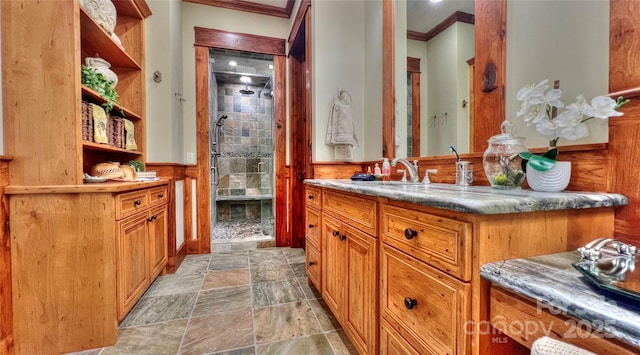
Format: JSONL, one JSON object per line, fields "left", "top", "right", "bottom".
{"left": 194, "top": 27, "right": 286, "bottom": 56}
{"left": 424, "top": 11, "right": 475, "bottom": 42}
{"left": 407, "top": 30, "right": 427, "bottom": 42}
{"left": 382, "top": 0, "right": 395, "bottom": 159}
{"left": 184, "top": 0, "right": 294, "bottom": 18}
{"left": 472, "top": 0, "right": 506, "bottom": 152}
{"left": 407, "top": 57, "right": 420, "bottom": 73}
{"left": 194, "top": 45, "right": 211, "bottom": 255}
{"left": 609, "top": 0, "right": 640, "bottom": 93}
{"left": 0, "top": 159, "right": 13, "bottom": 354}
{"left": 274, "top": 55, "right": 288, "bottom": 247}
{"left": 288, "top": 0, "right": 311, "bottom": 47}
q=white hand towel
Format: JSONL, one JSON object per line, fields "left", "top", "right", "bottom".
{"left": 325, "top": 90, "right": 359, "bottom": 147}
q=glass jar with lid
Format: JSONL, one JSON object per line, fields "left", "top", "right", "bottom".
{"left": 483, "top": 120, "right": 527, "bottom": 188}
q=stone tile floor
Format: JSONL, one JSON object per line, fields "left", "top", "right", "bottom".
{"left": 70, "top": 241, "right": 357, "bottom": 355}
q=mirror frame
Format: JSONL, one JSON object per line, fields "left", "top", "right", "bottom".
{"left": 382, "top": 0, "right": 507, "bottom": 158}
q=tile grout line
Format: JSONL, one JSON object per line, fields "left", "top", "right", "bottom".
{"left": 249, "top": 249, "right": 259, "bottom": 353}
{"left": 176, "top": 252, "right": 213, "bottom": 354}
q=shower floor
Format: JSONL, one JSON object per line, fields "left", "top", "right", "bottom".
{"left": 211, "top": 219, "right": 273, "bottom": 244}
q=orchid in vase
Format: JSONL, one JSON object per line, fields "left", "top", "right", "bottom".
{"left": 515, "top": 79, "right": 629, "bottom": 172}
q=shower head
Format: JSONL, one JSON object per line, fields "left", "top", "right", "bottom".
{"left": 216, "top": 114, "right": 228, "bottom": 126}
{"left": 239, "top": 83, "right": 255, "bottom": 95}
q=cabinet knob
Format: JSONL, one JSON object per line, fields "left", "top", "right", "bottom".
{"left": 158, "top": 193, "right": 164, "bottom": 198}
{"left": 308, "top": 261, "right": 316, "bottom": 266}
{"left": 308, "top": 195, "right": 314, "bottom": 200}
{"left": 404, "top": 228, "right": 418, "bottom": 239}
{"left": 333, "top": 230, "right": 340, "bottom": 237}
{"left": 308, "top": 224, "right": 314, "bottom": 229}
{"left": 340, "top": 234, "right": 347, "bottom": 241}
{"left": 404, "top": 297, "right": 418, "bottom": 310}
{"left": 134, "top": 199, "right": 142, "bottom": 206}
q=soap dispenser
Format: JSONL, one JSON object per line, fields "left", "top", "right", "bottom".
{"left": 381, "top": 158, "right": 391, "bottom": 181}
{"left": 374, "top": 163, "right": 381, "bottom": 175}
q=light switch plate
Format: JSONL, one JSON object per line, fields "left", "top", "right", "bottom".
{"left": 186, "top": 152, "right": 195, "bottom": 164}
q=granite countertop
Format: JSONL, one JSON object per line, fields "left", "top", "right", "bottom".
{"left": 304, "top": 179, "right": 627, "bottom": 214}
{"left": 481, "top": 252, "right": 640, "bottom": 347}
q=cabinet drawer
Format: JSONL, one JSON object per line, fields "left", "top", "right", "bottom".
{"left": 323, "top": 189, "right": 377, "bottom": 236}
{"left": 306, "top": 243, "right": 321, "bottom": 290}
{"left": 380, "top": 245, "right": 470, "bottom": 355}
{"left": 381, "top": 204, "right": 471, "bottom": 281}
{"left": 381, "top": 318, "right": 422, "bottom": 355}
{"left": 305, "top": 207, "right": 321, "bottom": 249}
{"left": 148, "top": 186, "right": 168, "bottom": 206}
{"left": 116, "top": 190, "right": 149, "bottom": 220}
{"left": 306, "top": 185, "right": 322, "bottom": 210}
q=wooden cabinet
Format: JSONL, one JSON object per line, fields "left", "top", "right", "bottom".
{"left": 2, "top": 0, "right": 151, "bottom": 186}
{"left": 380, "top": 244, "right": 470, "bottom": 354}
{"left": 305, "top": 186, "right": 322, "bottom": 289}
{"left": 116, "top": 188, "right": 169, "bottom": 320}
{"left": 320, "top": 190, "right": 378, "bottom": 355}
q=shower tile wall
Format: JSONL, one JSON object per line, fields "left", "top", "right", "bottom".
{"left": 216, "top": 82, "right": 273, "bottom": 222}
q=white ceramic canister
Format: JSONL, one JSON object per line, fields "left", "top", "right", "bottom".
{"left": 85, "top": 55, "right": 118, "bottom": 86}
{"left": 80, "top": 0, "right": 117, "bottom": 34}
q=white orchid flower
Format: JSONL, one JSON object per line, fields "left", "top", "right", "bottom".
{"left": 534, "top": 117, "right": 559, "bottom": 137}
{"left": 558, "top": 123, "right": 589, "bottom": 140}
{"left": 585, "top": 96, "right": 624, "bottom": 119}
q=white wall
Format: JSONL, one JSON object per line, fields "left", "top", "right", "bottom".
{"left": 455, "top": 22, "right": 474, "bottom": 155}
{"left": 506, "top": 0, "right": 609, "bottom": 149}
{"left": 146, "top": 0, "right": 183, "bottom": 163}
{"left": 180, "top": 2, "right": 290, "bottom": 163}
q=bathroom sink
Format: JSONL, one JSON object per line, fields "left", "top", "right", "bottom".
{"left": 349, "top": 180, "right": 422, "bottom": 186}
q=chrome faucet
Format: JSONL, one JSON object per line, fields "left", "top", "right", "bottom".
{"left": 391, "top": 158, "right": 420, "bottom": 183}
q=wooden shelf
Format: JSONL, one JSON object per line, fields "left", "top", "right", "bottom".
{"left": 83, "top": 141, "right": 142, "bottom": 155}
{"left": 113, "top": 0, "right": 144, "bottom": 19}
{"left": 80, "top": 8, "right": 141, "bottom": 70}
{"left": 82, "top": 85, "right": 142, "bottom": 120}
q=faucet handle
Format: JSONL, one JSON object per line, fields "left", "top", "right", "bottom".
{"left": 422, "top": 169, "right": 438, "bottom": 184}
{"left": 397, "top": 169, "right": 407, "bottom": 182}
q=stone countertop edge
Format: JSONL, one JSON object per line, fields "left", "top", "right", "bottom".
{"left": 480, "top": 252, "right": 640, "bottom": 348}
{"left": 303, "top": 179, "right": 628, "bottom": 215}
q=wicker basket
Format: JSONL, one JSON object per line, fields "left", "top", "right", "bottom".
{"left": 81, "top": 101, "right": 94, "bottom": 142}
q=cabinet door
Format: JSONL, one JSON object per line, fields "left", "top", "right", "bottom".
{"left": 342, "top": 223, "right": 378, "bottom": 355}
{"left": 148, "top": 204, "right": 168, "bottom": 279}
{"left": 116, "top": 213, "right": 149, "bottom": 320}
{"left": 321, "top": 213, "right": 345, "bottom": 320}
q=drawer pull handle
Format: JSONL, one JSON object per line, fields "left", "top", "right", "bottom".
{"left": 340, "top": 234, "right": 347, "bottom": 241}
{"left": 308, "top": 261, "right": 316, "bottom": 266}
{"left": 404, "top": 297, "right": 418, "bottom": 310}
{"left": 308, "top": 195, "right": 314, "bottom": 200}
{"left": 134, "top": 199, "right": 142, "bottom": 206}
{"left": 147, "top": 215, "right": 158, "bottom": 222}
{"left": 404, "top": 228, "right": 418, "bottom": 239}
{"left": 333, "top": 230, "right": 340, "bottom": 237}
{"left": 158, "top": 193, "right": 164, "bottom": 198}
{"left": 308, "top": 224, "right": 314, "bottom": 229}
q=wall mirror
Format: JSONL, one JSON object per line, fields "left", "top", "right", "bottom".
{"left": 404, "top": 0, "right": 475, "bottom": 157}
{"left": 393, "top": 0, "right": 609, "bottom": 159}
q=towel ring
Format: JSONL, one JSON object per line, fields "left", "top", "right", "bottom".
{"left": 336, "top": 88, "right": 352, "bottom": 105}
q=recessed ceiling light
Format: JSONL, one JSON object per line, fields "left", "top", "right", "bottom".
{"left": 268, "top": 64, "right": 273, "bottom": 70}
{"left": 229, "top": 61, "right": 237, "bottom": 66}
{"left": 240, "top": 76, "right": 251, "bottom": 83}
{"left": 430, "top": 0, "right": 443, "bottom": 3}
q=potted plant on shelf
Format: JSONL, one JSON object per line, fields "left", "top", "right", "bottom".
{"left": 515, "top": 79, "right": 629, "bottom": 191}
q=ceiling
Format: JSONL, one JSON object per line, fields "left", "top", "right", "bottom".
{"left": 406, "top": 0, "right": 475, "bottom": 34}
{"left": 210, "top": 48, "right": 274, "bottom": 86}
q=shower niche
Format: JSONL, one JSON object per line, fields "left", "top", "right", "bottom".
{"left": 209, "top": 48, "right": 275, "bottom": 241}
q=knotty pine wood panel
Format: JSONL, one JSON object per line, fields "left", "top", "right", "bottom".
{"left": 312, "top": 162, "right": 367, "bottom": 179}
{"left": 274, "top": 55, "right": 289, "bottom": 247}
{"left": 610, "top": 0, "right": 640, "bottom": 93}
{"left": 472, "top": 0, "right": 506, "bottom": 152}
{"left": 0, "top": 158, "right": 12, "bottom": 355}
{"left": 194, "top": 45, "right": 211, "bottom": 255}
{"left": 608, "top": 96, "right": 640, "bottom": 246}
{"left": 10, "top": 193, "right": 117, "bottom": 354}
{"left": 2, "top": 0, "right": 83, "bottom": 185}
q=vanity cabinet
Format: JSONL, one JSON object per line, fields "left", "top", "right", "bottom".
{"left": 305, "top": 186, "right": 322, "bottom": 288}
{"left": 315, "top": 189, "right": 379, "bottom": 355}
{"left": 380, "top": 204, "right": 472, "bottom": 354}
{"left": 305, "top": 181, "right": 618, "bottom": 354}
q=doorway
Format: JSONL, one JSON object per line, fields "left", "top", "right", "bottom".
{"left": 208, "top": 49, "right": 275, "bottom": 245}
{"left": 194, "top": 27, "right": 286, "bottom": 253}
